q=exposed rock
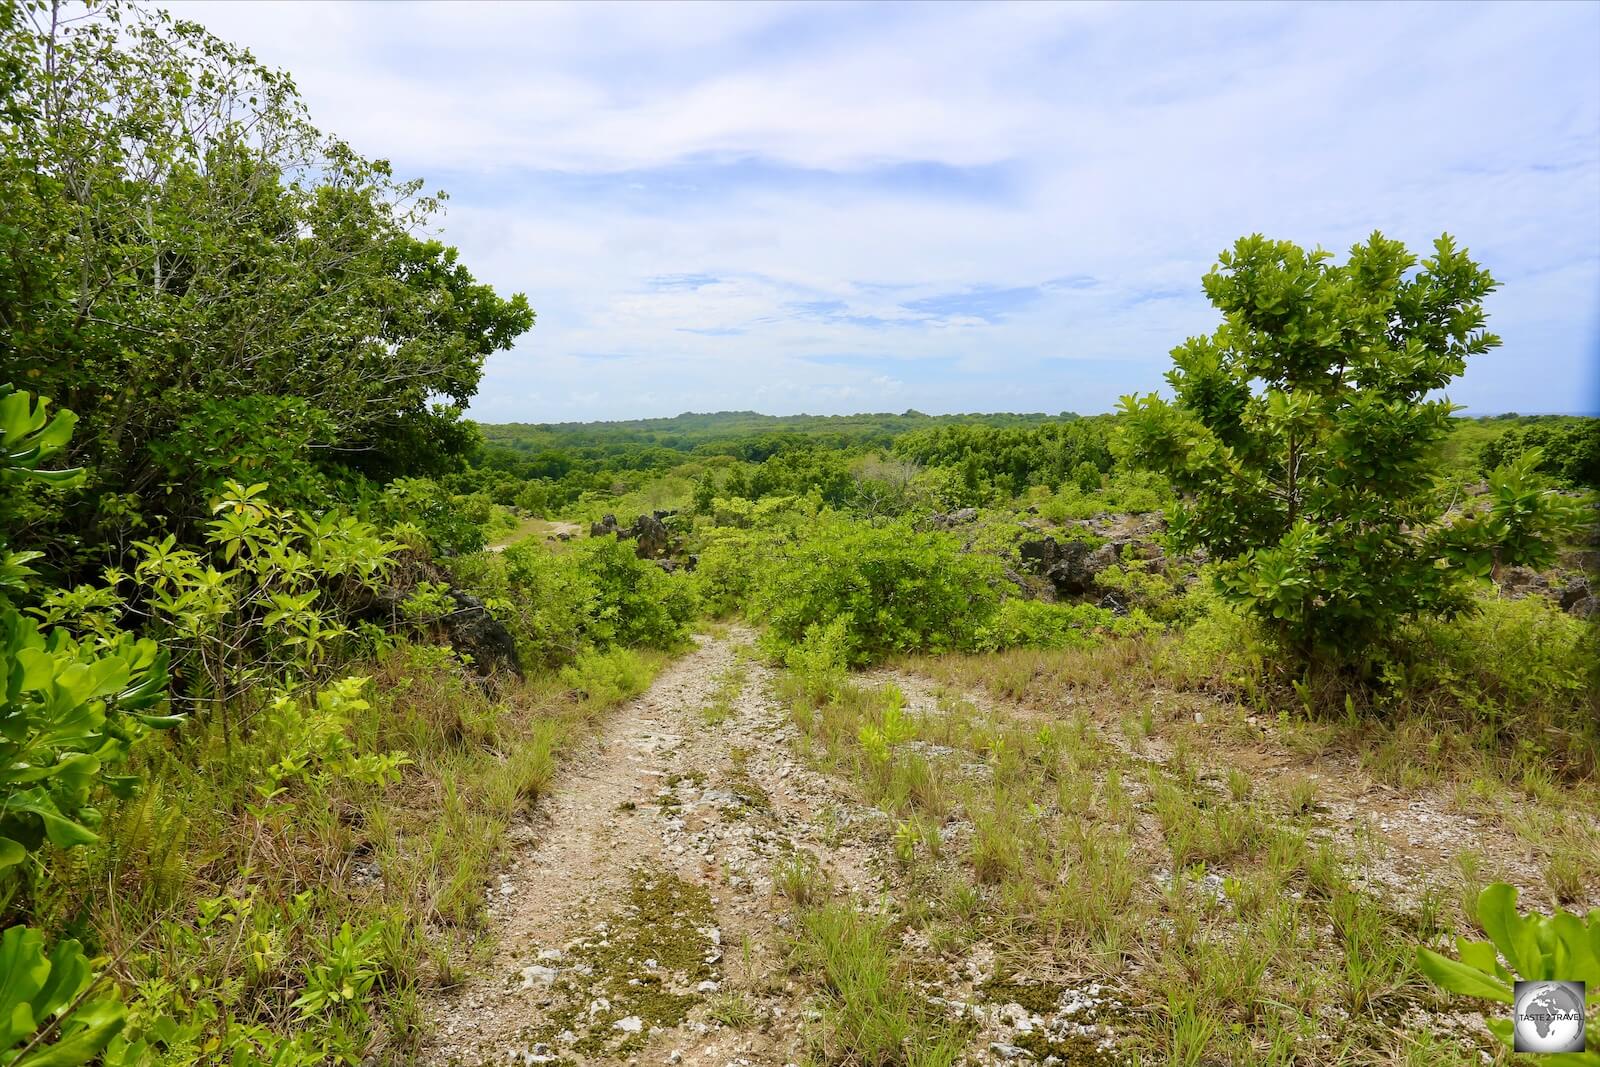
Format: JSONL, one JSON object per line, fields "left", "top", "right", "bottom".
{"left": 350, "top": 555, "right": 522, "bottom": 680}
{"left": 929, "top": 507, "right": 979, "bottom": 529}
{"left": 440, "top": 586, "right": 523, "bottom": 679}
{"left": 1017, "top": 537, "right": 1119, "bottom": 596}
{"left": 1558, "top": 577, "right": 1592, "bottom": 611}
{"left": 627, "top": 513, "right": 671, "bottom": 559}
{"left": 590, "top": 514, "right": 621, "bottom": 538}
{"left": 1496, "top": 567, "right": 1600, "bottom": 617}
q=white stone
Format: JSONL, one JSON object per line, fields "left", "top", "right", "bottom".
{"left": 519, "top": 965, "right": 558, "bottom": 987}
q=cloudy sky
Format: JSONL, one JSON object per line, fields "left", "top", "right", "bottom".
{"left": 168, "top": 0, "right": 1600, "bottom": 421}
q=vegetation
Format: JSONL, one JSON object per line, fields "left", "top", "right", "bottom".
{"left": 1, "top": 3, "right": 1594, "bottom": 1064}
{"left": 1119, "top": 232, "right": 1585, "bottom": 665}
{"left": 1418, "top": 883, "right": 1599, "bottom": 1062}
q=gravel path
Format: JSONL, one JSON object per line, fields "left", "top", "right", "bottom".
{"left": 421, "top": 627, "right": 888, "bottom": 1066}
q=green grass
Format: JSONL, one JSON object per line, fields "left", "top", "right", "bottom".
{"left": 21, "top": 642, "right": 671, "bottom": 1064}
{"left": 773, "top": 653, "right": 1506, "bottom": 1065}
{"left": 701, "top": 657, "right": 749, "bottom": 725}
{"left": 788, "top": 899, "right": 970, "bottom": 1067}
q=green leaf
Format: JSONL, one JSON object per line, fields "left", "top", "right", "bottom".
{"left": 1478, "top": 883, "right": 1541, "bottom": 978}
{"left": 1456, "top": 938, "right": 1511, "bottom": 983}
{"left": 1415, "top": 947, "right": 1512, "bottom": 1003}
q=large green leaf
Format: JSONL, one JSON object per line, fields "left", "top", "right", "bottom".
{"left": 1415, "top": 947, "right": 1512, "bottom": 1003}
{"left": 1478, "top": 883, "right": 1542, "bottom": 979}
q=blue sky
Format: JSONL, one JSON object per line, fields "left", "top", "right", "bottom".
{"left": 169, "top": 0, "right": 1600, "bottom": 420}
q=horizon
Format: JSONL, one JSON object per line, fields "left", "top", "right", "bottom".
{"left": 169, "top": 0, "right": 1600, "bottom": 421}
{"left": 470, "top": 406, "right": 1600, "bottom": 430}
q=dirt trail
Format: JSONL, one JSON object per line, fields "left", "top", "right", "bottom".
{"left": 421, "top": 627, "right": 888, "bottom": 1065}
{"left": 423, "top": 630, "right": 1593, "bottom": 1066}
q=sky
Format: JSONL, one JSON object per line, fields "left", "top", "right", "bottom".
{"left": 166, "top": 0, "right": 1600, "bottom": 422}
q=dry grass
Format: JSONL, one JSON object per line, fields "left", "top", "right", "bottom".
{"left": 774, "top": 650, "right": 1509, "bottom": 1065}
{"left": 30, "top": 642, "right": 671, "bottom": 1063}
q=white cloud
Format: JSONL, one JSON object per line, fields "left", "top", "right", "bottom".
{"left": 162, "top": 0, "right": 1600, "bottom": 418}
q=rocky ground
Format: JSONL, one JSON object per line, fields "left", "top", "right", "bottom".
{"left": 422, "top": 629, "right": 1122, "bottom": 1066}
{"left": 421, "top": 625, "right": 1594, "bottom": 1066}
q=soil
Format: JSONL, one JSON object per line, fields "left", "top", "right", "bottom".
{"left": 421, "top": 628, "right": 1594, "bottom": 1066}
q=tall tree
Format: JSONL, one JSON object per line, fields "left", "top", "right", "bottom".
{"left": 0, "top": 0, "right": 532, "bottom": 566}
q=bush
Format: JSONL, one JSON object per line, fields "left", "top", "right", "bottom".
{"left": 575, "top": 537, "right": 697, "bottom": 650}
{"left": 751, "top": 517, "right": 1003, "bottom": 663}
{"left": 783, "top": 617, "right": 853, "bottom": 702}
{"left": 1479, "top": 419, "right": 1600, "bottom": 489}
{"left": 1387, "top": 592, "right": 1597, "bottom": 758}
{"left": 458, "top": 537, "right": 695, "bottom": 667}
{"left": 382, "top": 477, "right": 491, "bottom": 556}
{"left": 1036, "top": 470, "right": 1171, "bottom": 522}
{"left": 558, "top": 646, "right": 660, "bottom": 707}
{"left": 0, "top": 609, "right": 174, "bottom": 877}
{"left": 980, "top": 598, "right": 1111, "bottom": 651}
{"left": 690, "top": 528, "right": 771, "bottom": 618}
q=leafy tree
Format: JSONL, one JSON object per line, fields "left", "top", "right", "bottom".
{"left": 0, "top": 1, "right": 532, "bottom": 565}
{"left": 1119, "top": 232, "right": 1582, "bottom": 665}
{"left": 690, "top": 474, "right": 717, "bottom": 516}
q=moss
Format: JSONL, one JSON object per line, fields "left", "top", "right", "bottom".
{"left": 519, "top": 867, "right": 719, "bottom": 1058}
{"left": 730, "top": 773, "right": 771, "bottom": 813}
{"left": 1011, "top": 1028, "right": 1124, "bottom": 1065}
{"left": 666, "top": 769, "right": 708, "bottom": 789}
{"left": 980, "top": 975, "right": 1065, "bottom": 1016}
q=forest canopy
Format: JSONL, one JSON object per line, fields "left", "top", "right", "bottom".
{"left": 0, "top": 0, "right": 532, "bottom": 571}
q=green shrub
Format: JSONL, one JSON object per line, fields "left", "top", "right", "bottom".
{"left": 1036, "top": 470, "right": 1171, "bottom": 521}
{"left": 1156, "top": 587, "right": 1270, "bottom": 694}
{"left": 0, "top": 925, "right": 127, "bottom": 1066}
{"left": 0, "top": 609, "right": 174, "bottom": 877}
{"left": 783, "top": 617, "right": 853, "bottom": 702}
{"left": 690, "top": 527, "right": 773, "bottom": 618}
{"left": 459, "top": 537, "right": 695, "bottom": 667}
{"left": 558, "top": 647, "right": 659, "bottom": 707}
{"left": 1386, "top": 592, "right": 1597, "bottom": 752}
{"left": 458, "top": 545, "right": 586, "bottom": 668}
{"left": 1072, "top": 460, "right": 1103, "bottom": 493}
{"left": 1093, "top": 558, "right": 1181, "bottom": 617}
{"left": 980, "top": 598, "right": 1110, "bottom": 651}
{"left": 381, "top": 478, "right": 491, "bottom": 557}
{"left": 571, "top": 537, "right": 696, "bottom": 650}
{"left": 1479, "top": 419, "right": 1600, "bottom": 489}
{"left": 752, "top": 517, "right": 1003, "bottom": 663}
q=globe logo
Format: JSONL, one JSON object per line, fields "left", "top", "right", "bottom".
{"left": 1513, "top": 980, "right": 1586, "bottom": 1053}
